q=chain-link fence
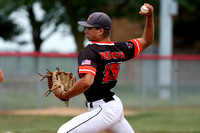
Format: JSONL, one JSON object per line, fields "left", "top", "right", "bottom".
{"left": 0, "top": 52, "right": 200, "bottom": 110}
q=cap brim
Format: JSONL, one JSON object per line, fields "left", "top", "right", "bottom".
{"left": 78, "top": 21, "right": 95, "bottom": 27}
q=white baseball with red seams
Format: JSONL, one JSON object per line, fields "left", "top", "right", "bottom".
{"left": 140, "top": 5, "right": 149, "bottom": 14}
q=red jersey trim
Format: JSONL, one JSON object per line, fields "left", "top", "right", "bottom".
{"left": 91, "top": 41, "right": 115, "bottom": 46}
{"left": 78, "top": 66, "right": 97, "bottom": 77}
{"left": 129, "top": 39, "right": 142, "bottom": 58}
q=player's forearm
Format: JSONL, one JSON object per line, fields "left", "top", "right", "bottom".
{"left": 62, "top": 80, "right": 89, "bottom": 100}
{"left": 61, "top": 74, "right": 94, "bottom": 100}
{"left": 143, "top": 14, "right": 154, "bottom": 43}
{"left": 141, "top": 14, "right": 154, "bottom": 49}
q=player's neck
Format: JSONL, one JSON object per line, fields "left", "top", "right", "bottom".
{"left": 98, "top": 37, "right": 111, "bottom": 42}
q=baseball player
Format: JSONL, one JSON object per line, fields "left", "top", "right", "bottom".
{"left": 0, "top": 69, "right": 4, "bottom": 83}
{"left": 57, "top": 3, "right": 154, "bottom": 133}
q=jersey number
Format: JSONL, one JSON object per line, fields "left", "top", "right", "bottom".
{"left": 103, "top": 63, "right": 120, "bottom": 83}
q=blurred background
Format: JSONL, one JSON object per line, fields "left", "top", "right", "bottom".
{"left": 0, "top": 0, "right": 200, "bottom": 110}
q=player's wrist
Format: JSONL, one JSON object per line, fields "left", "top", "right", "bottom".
{"left": 60, "top": 90, "right": 69, "bottom": 101}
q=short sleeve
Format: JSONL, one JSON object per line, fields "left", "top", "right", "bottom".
{"left": 78, "top": 47, "right": 97, "bottom": 77}
{"left": 129, "top": 39, "right": 142, "bottom": 58}
{"left": 115, "top": 39, "right": 142, "bottom": 60}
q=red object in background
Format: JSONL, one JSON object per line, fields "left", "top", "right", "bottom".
{"left": 0, "top": 69, "right": 4, "bottom": 83}
{"left": 0, "top": 52, "right": 200, "bottom": 60}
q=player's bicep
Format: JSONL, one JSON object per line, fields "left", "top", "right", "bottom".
{"left": 80, "top": 73, "right": 95, "bottom": 86}
{"left": 137, "top": 38, "right": 149, "bottom": 51}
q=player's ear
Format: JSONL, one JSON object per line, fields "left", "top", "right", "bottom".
{"left": 99, "top": 28, "right": 104, "bottom": 36}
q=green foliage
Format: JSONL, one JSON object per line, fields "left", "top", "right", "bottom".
{"left": 0, "top": 15, "right": 22, "bottom": 40}
{"left": 58, "top": 0, "right": 110, "bottom": 51}
{"left": 0, "top": 0, "right": 199, "bottom": 53}
{"left": 174, "top": 0, "right": 200, "bottom": 53}
{"left": 177, "top": 0, "right": 198, "bottom": 12}
{"left": 0, "top": 0, "right": 66, "bottom": 51}
{"left": 109, "top": 0, "right": 159, "bottom": 20}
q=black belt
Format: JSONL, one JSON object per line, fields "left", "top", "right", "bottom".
{"left": 86, "top": 96, "right": 114, "bottom": 108}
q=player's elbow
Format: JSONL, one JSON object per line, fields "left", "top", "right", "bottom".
{"left": 80, "top": 80, "right": 93, "bottom": 92}
{"left": 142, "top": 41, "right": 152, "bottom": 50}
{"left": 81, "top": 73, "right": 94, "bottom": 89}
{"left": 83, "top": 82, "right": 92, "bottom": 90}
{"left": 144, "top": 35, "right": 154, "bottom": 45}
{"left": 139, "top": 38, "right": 153, "bottom": 50}
{"left": 147, "top": 39, "right": 153, "bottom": 45}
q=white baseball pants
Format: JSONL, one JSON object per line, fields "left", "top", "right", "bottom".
{"left": 57, "top": 95, "right": 135, "bottom": 133}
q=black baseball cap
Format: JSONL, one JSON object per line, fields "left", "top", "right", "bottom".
{"left": 78, "top": 12, "right": 112, "bottom": 30}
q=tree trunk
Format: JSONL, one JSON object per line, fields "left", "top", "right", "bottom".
{"left": 27, "top": 5, "right": 43, "bottom": 51}
{"left": 61, "top": 0, "right": 85, "bottom": 52}
{"left": 71, "top": 23, "right": 85, "bottom": 52}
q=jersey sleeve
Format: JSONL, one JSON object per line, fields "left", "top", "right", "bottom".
{"left": 115, "top": 39, "right": 142, "bottom": 60}
{"left": 129, "top": 39, "right": 142, "bottom": 57}
{"left": 78, "top": 47, "right": 97, "bottom": 77}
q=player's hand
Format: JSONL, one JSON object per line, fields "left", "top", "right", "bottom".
{"left": 139, "top": 3, "right": 154, "bottom": 16}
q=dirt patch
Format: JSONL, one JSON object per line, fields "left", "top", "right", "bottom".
{"left": 0, "top": 107, "right": 136, "bottom": 116}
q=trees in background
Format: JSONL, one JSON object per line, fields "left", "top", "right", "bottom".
{"left": 173, "top": 0, "right": 200, "bottom": 53}
{"left": 0, "top": 0, "right": 199, "bottom": 53}
{"left": 0, "top": 0, "right": 158, "bottom": 52}
{"left": 0, "top": 0, "right": 67, "bottom": 51}
{"left": 0, "top": 15, "right": 22, "bottom": 41}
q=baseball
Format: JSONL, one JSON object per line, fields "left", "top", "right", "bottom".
{"left": 140, "top": 5, "right": 149, "bottom": 14}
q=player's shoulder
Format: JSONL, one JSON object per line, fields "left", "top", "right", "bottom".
{"left": 85, "top": 42, "right": 115, "bottom": 51}
{"left": 78, "top": 44, "right": 98, "bottom": 57}
{"left": 115, "top": 39, "right": 140, "bottom": 47}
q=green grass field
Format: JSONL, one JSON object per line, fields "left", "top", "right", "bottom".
{"left": 0, "top": 107, "right": 200, "bottom": 133}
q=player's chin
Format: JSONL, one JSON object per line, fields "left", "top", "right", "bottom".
{"left": 85, "top": 35, "right": 89, "bottom": 40}
{"left": 86, "top": 37, "right": 93, "bottom": 41}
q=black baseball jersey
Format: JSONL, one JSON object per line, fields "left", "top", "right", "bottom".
{"left": 78, "top": 39, "right": 142, "bottom": 102}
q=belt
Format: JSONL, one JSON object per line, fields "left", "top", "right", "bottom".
{"left": 85, "top": 96, "right": 115, "bottom": 108}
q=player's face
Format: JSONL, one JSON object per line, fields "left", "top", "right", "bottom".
{"left": 84, "top": 27, "right": 103, "bottom": 42}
